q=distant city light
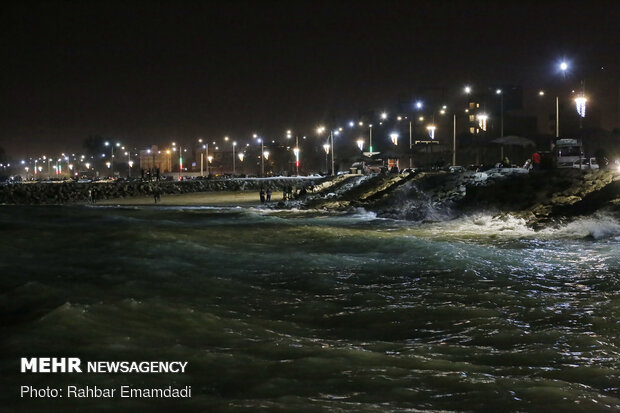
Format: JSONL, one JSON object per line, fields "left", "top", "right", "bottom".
{"left": 356, "top": 139, "right": 364, "bottom": 151}
{"left": 415, "top": 101, "right": 423, "bottom": 109}
{"left": 560, "top": 61, "right": 568, "bottom": 71}
{"left": 464, "top": 86, "right": 472, "bottom": 94}
{"left": 381, "top": 112, "right": 387, "bottom": 120}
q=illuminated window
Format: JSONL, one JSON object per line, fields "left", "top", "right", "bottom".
{"left": 469, "top": 102, "right": 475, "bottom": 109}
{"left": 476, "top": 103, "right": 480, "bottom": 108}
{"left": 469, "top": 115, "right": 475, "bottom": 122}
{"left": 469, "top": 127, "right": 475, "bottom": 134}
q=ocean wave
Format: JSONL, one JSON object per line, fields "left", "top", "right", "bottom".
{"left": 415, "top": 212, "right": 620, "bottom": 241}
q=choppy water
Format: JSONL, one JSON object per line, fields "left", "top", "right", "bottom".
{"left": 1, "top": 205, "right": 619, "bottom": 412}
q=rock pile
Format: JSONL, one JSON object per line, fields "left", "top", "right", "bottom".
{"left": 0, "top": 177, "right": 324, "bottom": 205}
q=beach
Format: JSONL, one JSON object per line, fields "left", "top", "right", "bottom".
{"left": 98, "top": 190, "right": 265, "bottom": 206}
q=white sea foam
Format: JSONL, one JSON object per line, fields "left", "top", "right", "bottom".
{"left": 421, "top": 212, "right": 620, "bottom": 241}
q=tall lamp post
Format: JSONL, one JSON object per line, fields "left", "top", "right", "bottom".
{"left": 553, "top": 61, "right": 569, "bottom": 145}
{"left": 198, "top": 138, "right": 205, "bottom": 176}
{"left": 253, "top": 134, "right": 264, "bottom": 177}
{"left": 104, "top": 141, "right": 120, "bottom": 176}
{"left": 237, "top": 151, "right": 244, "bottom": 174}
{"left": 286, "top": 130, "right": 300, "bottom": 176}
{"left": 232, "top": 141, "right": 237, "bottom": 175}
{"left": 318, "top": 126, "right": 338, "bottom": 176}
{"left": 323, "top": 143, "right": 330, "bottom": 174}
{"left": 123, "top": 149, "right": 132, "bottom": 177}
{"left": 496, "top": 89, "right": 505, "bottom": 158}
{"left": 453, "top": 114, "right": 457, "bottom": 166}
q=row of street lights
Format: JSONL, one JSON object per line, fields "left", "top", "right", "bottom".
{"left": 12, "top": 61, "right": 589, "bottom": 178}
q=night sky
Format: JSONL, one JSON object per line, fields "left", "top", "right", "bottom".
{"left": 2, "top": 0, "right": 618, "bottom": 157}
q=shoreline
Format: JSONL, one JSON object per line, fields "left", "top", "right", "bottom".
{"left": 97, "top": 190, "right": 270, "bottom": 207}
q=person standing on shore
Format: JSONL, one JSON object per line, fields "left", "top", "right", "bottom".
{"left": 532, "top": 152, "right": 541, "bottom": 170}
{"left": 88, "top": 189, "right": 93, "bottom": 204}
{"left": 266, "top": 188, "right": 271, "bottom": 202}
{"left": 259, "top": 187, "right": 266, "bottom": 203}
{"left": 153, "top": 187, "right": 162, "bottom": 203}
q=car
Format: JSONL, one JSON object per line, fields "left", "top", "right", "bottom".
{"left": 448, "top": 166, "right": 465, "bottom": 173}
{"left": 572, "top": 157, "right": 599, "bottom": 169}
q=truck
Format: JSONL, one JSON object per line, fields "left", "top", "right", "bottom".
{"left": 554, "top": 138, "right": 583, "bottom": 168}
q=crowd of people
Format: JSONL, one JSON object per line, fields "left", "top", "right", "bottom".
{"left": 259, "top": 183, "right": 315, "bottom": 203}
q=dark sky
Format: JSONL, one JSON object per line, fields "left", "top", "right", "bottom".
{"left": 1, "top": 0, "right": 618, "bottom": 157}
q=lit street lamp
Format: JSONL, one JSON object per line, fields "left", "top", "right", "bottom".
{"left": 287, "top": 130, "right": 301, "bottom": 176}
{"left": 253, "top": 134, "right": 264, "bottom": 177}
{"left": 232, "top": 141, "right": 237, "bottom": 175}
{"left": 390, "top": 132, "right": 399, "bottom": 145}
{"left": 322, "top": 143, "right": 330, "bottom": 174}
{"left": 104, "top": 141, "right": 121, "bottom": 176}
{"left": 317, "top": 126, "right": 339, "bottom": 176}
{"left": 426, "top": 125, "right": 436, "bottom": 139}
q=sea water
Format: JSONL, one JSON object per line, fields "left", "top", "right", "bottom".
{"left": 1, "top": 205, "right": 618, "bottom": 412}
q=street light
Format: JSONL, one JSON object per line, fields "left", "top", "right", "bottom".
{"left": 390, "top": 132, "right": 399, "bottom": 145}
{"left": 556, "top": 61, "right": 569, "bottom": 139}
{"left": 322, "top": 143, "right": 330, "bottom": 174}
{"left": 253, "top": 134, "right": 264, "bottom": 177}
{"left": 426, "top": 125, "right": 436, "bottom": 139}
{"left": 232, "top": 141, "right": 237, "bottom": 175}
{"left": 317, "top": 126, "right": 337, "bottom": 176}
{"left": 356, "top": 138, "right": 364, "bottom": 151}
{"left": 496, "top": 89, "right": 504, "bottom": 137}
{"left": 104, "top": 141, "right": 121, "bottom": 176}
{"left": 124, "top": 151, "right": 132, "bottom": 177}
{"left": 287, "top": 130, "right": 300, "bottom": 176}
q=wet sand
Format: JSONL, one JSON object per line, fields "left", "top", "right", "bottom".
{"left": 99, "top": 191, "right": 267, "bottom": 206}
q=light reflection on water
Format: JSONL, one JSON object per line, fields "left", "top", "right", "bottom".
{"left": 0, "top": 205, "right": 618, "bottom": 412}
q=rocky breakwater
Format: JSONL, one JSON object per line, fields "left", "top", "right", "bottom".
{"left": 456, "top": 168, "right": 620, "bottom": 228}
{"left": 299, "top": 168, "right": 620, "bottom": 228}
{"left": 0, "top": 177, "right": 325, "bottom": 205}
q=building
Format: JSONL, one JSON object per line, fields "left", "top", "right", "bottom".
{"left": 139, "top": 145, "right": 172, "bottom": 173}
